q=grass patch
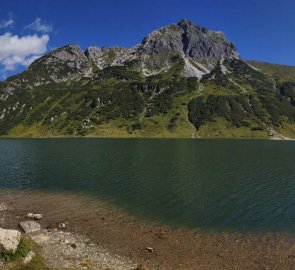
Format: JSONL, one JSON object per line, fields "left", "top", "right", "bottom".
{"left": 0, "top": 238, "right": 29, "bottom": 262}
{"left": 248, "top": 60, "right": 295, "bottom": 83}
{"left": 2, "top": 237, "right": 51, "bottom": 270}
{"left": 198, "top": 117, "right": 269, "bottom": 138}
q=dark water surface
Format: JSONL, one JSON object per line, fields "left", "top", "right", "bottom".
{"left": 1, "top": 138, "right": 295, "bottom": 232}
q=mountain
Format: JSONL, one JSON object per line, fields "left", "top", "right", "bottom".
{"left": 0, "top": 19, "right": 295, "bottom": 138}
{"left": 247, "top": 60, "right": 295, "bottom": 83}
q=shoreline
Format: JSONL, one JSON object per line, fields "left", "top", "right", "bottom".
{"left": 1, "top": 136, "right": 295, "bottom": 141}
{"left": 1, "top": 190, "right": 295, "bottom": 269}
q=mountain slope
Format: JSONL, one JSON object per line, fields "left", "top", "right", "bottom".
{"left": 247, "top": 60, "right": 295, "bottom": 83}
{"left": 0, "top": 19, "right": 295, "bottom": 138}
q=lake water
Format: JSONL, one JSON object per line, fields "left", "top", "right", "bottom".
{"left": 0, "top": 138, "right": 295, "bottom": 232}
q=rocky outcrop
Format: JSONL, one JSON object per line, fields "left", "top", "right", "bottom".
{"left": 85, "top": 46, "right": 135, "bottom": 69}
{"left": 6, "top": 45, "right": 92, "bottom": 90}
{"left": 0, "top": 228, "right": 21, "bottom": 253}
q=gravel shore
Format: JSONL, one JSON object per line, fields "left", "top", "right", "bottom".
{"left": 1, "top": 190, "right": 295, "bottom": 270}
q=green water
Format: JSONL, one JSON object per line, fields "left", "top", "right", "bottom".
{"left": 1, "top": 138, "right": 295, "bottom": 232}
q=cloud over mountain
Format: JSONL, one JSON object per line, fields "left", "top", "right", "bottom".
{"left": 0, "top": 33, "right": 49, "bottom": 70}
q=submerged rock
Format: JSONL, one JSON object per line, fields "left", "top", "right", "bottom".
{"left": 0, "top": 227, "right": 21, "bottom": 253}
{"left": 0, "top": 203, "right": 8, "bottom": 212}
{"left": 58, "top": 223, "right": 66, "bottom": 229}
{"left": 27, "top": 213, "right": 43, "bottom": 220}
{"left": 20, "top": 221, "right": 41, "bottom": 233}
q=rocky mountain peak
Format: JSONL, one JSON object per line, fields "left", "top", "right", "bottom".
{"left": 177, "top": 18, "right": 197, "bottom": 30}
{"left": 29, "top": 44, "right": 89, "bottom": 70}
{"left": 2, "top": 19, "right": 242, "bottom": 92}
{"left": 134, "top": 19, "right": 239, "bottom": 77}
{"left": 4, "top": 45, "right": 92, "bottom": 90}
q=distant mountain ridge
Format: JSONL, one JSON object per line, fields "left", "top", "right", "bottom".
{"left": 0, "top": 19, "right": 295, "bottom": 138}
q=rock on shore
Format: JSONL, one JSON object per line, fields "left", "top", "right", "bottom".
{"left": 20, "top": 220, "right": 41, "bottom": 233}
{"left": 0, "top": 203, "right": 8, "bottom": 212}
{"left": 26, "top": 213, "right": 43, "bottom": 220}
{"left": 0, "top": 228, "right": 21, "bottom": 253}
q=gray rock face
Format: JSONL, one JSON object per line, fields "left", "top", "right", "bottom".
{"left": 85, "top": 46, "right": 135, "bottom": 69}
{"left": 136, "top": 19, "right": 239, "bottom": 74}
{"left": 0, "top": 228, "right": 21, "bottom": 253}
{"left": 84, "top": 19, "right": 239, "bottom": 77}
{"left": 179, "top": 19, "right": 239, "bottom": 60}
{"left": 20, "top": 221, "right": 41, "bottom": 233}
{"left": 6, "top": 45, "right": 92, "bottom": 89}
{"left": 31, "top": 45, "right": 91, "bottom": 73}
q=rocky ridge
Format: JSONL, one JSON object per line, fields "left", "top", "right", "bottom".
{"left": 2, "top": 19, "right": 239, "bottom": 91}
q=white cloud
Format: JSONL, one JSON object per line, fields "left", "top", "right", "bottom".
{"left": 0, "top": 33, "right": 49, "bottom": 71}
{"left": 0, "top": 14, "right": 14, "bottom": 29}
{"left": 24, "top": 18, "right": 53, "bottom": 33}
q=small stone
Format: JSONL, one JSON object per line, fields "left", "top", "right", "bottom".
{"left": 27, "top": 213, "right": 43, "bottom": 220}
{"left": 64, "top": 239, "right": 70, "bottom": 244}
{"left": 0, "top": 203, "right": 8, "bottom": 212}
{"left": 70, "top": 243, "right": 77, "bottom": 249}
{"left": 20, "top": 221, "right": 41, "bottom": 233}
{"left": 23, "top": 251, "right": 35, "bottom": 264}
{"left": 146, "top": 247, "right": 154, "bottom": 253}
{"left": 0, "top": 228, "right": 21, "bottom": 253}
{"left": 58, "top": 223, "right": 66, "bottom": 229}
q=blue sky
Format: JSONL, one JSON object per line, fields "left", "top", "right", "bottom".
{"left": 1, "top": 0, "right": 295, "bottom": 78}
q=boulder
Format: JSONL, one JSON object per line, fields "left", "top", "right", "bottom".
{"left": 20, "top": 221, "right": 41, "bottom": 233}
{"left": 0, "top": 228, "right": 21, "bottom": 253}
{"left": 0, "top": 203, "right": 8, "bottom": 212}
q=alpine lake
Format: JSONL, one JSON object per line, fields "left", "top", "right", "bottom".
{"left": 1, "top": 138, "right": 295, "bottom": 233}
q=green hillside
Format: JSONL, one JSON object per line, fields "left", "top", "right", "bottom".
{"left": 247, "top": 60, "right": 295, "bottom": 83}
{"left": 1, "top": 20, "right": 295, "bottom": 139}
